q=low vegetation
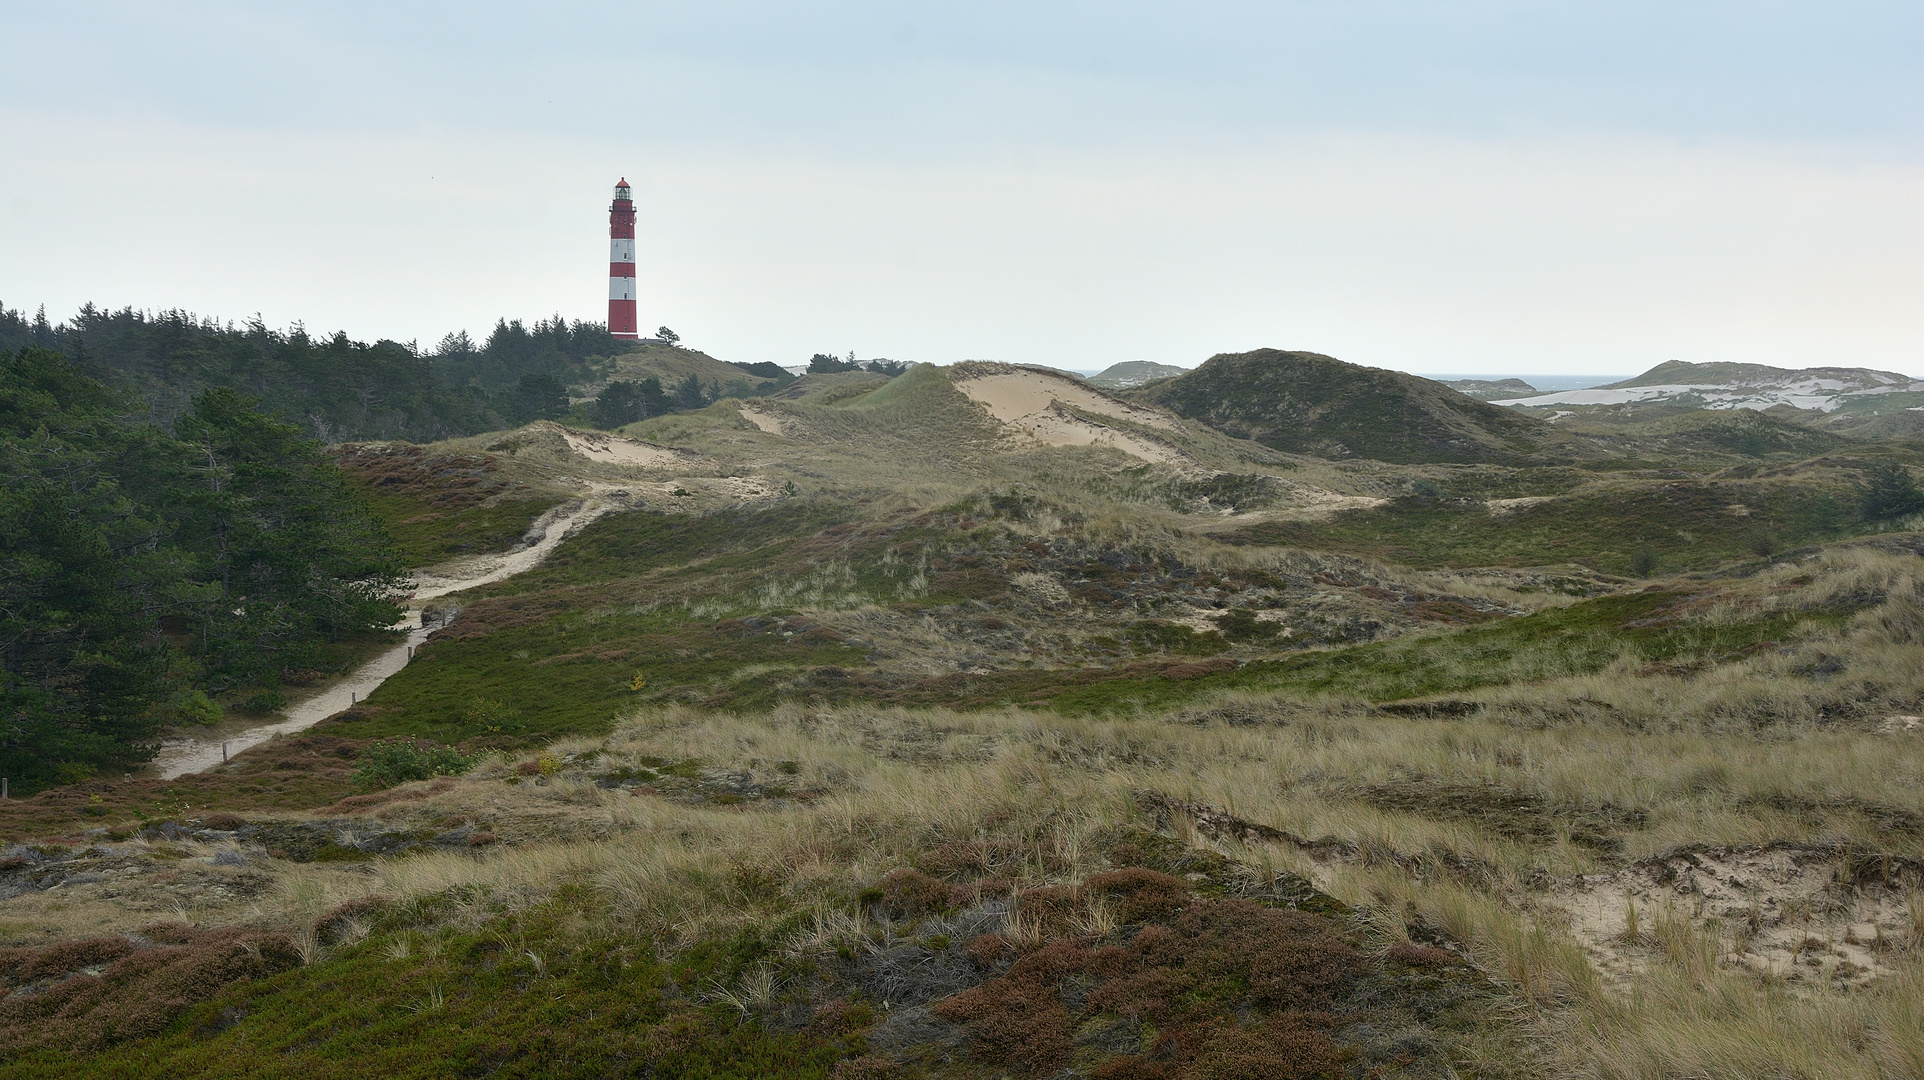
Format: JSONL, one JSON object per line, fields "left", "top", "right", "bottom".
{"left": 5, "top": 346, "right": 1924, "bottom": 1076}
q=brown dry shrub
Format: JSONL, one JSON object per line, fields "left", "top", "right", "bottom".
{"left": 930, "top": 940, "right": 1090, "bottom": 1072}
{"left": 1088, "top": 1056, "right": 1178, "bottom": 1080}
{"left": 809, "top": 999, "right": 875, "bottom": 1036}
{"left": 940, "top": 894, "right": 1360, "bottom": 1075}
{"left": 1013, "top": 883, "right": 1084, "bottom": 935}
{"left": 875, "top": 869, "right": 970, "bottom": 918}
{"left": 199, "top": 813, "right": 246, "bottom": 831}
{"left": 919, "top": 840, "right": 1010, "bottom": 878}
{"left": 1082, "top": 868, "right": 1190, "bottom": 923}
{"left": 964, "top": 933, "right": 1011, "bottom": 967}
{"left": 0, "top": 927, "right": 299, "bottom": 1053}
{"left": 829, "top": 1055, "right": 902, "bottom": 1079}
{"left": 1385, "top": 942, "right": 1460, "bottom": 968}
{"left": 1187, "top": 1014, "right": 1351, "bottom": 1080}
{"left": 314, "top": 896, "right": 387, "bottom": 942}
{"left": 468, "top": 831, "right": 498, "bottom": 846}
{"left": 138, "top": 922, "right": 197, "bottom": 946}
{"left": 0, "top": 937, "right": 134, "bottom": 984}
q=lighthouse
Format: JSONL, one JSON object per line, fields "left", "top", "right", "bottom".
{"left": 609, "top": 179, "right": 638, "bottom": 339}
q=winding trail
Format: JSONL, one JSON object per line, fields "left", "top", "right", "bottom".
{"left": 151, "top": 497, "right": 617, "bottom": 779}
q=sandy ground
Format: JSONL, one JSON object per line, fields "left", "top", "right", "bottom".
{"left": 150, "top": 498, "right": 621, "bottom": 779}
{"left": 1544, "top": 846, "right": 1920, "bottom": 988}
{"left": 954, "top": 368, "right": 1181, "bottom": 431}
{"left": 1156, "top": 794, "right": 1922, "bottom": 991}
{"left": 953, "top": 369, "right": 1194, "bottom": 467}
{"left": 1484, "top": 496, "right": 1556, "bottom": 515}
{"left": 560, "top": 429, "right": 703, "bottom": 468}
{"left": 1195, "top": 482, "right": 1387, "bottom": 526}
{"left": 738, "top": 405, "right": 789, "bottom": 435}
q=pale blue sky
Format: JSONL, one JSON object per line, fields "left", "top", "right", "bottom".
{"left": 5, "top": 2, "right": 1921, "bottom": 374}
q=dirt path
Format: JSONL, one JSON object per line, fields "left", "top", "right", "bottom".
{"left": 149, "top": 497, "right": 619, "bottom": 779}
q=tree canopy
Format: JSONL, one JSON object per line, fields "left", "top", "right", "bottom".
{"left": 0, "top": 348, "right": 407, "bottom": 791}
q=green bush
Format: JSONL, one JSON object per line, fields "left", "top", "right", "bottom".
{"left": 241, "top": 690, "right": 287, "bottom": 714}
{"left": 1630, "top": 548, "right": 1661, "bottom": 577}
{"left": 1860, "top": 461, "right": 1924, "bottom": 522}
{"left": 1128, "top": 619, "right": 1230, "bottom": 655}
{"left": 462, "top": 696, "right": 525, "bottom": 735}
{"left": 175, "top": 690, "right": 223, "bottom": 726}
{"left": 352, "top": 738, "right": 474, "bottom": 790}
{"left": 1215, "top": 608, "right": 1283, "bottom": 642}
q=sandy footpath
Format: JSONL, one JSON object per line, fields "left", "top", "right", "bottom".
{"left": 150, "top": 497, "right": 620, "bottom": 779}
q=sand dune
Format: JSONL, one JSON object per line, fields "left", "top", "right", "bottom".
{"left": 953, "top": 367, "right": 1193, "bottom": 466}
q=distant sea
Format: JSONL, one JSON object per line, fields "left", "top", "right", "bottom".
{"left": 1415, "top": 374, "right": 1630, "bottom": 392}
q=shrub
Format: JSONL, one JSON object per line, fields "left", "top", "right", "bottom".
{"left": 241, "top": 690, "right": 286, "bottom": 714}
{"left": 174, "top": 690, "right": 222, "bottom": 726}
{"left": 1630, "top": 548, "right": 1660, "bottom": 577}
{"left": 1385, "top": 942, "right": 1459, "bottom": 968}
{"left": 1081, "top": 868, "right": 1190, "bottom": 923}
{"left": 463, "top": 697, "right": 524, "bottom": 735}
{"left": 1860, "top": 460, "right": 1924, "bottom": 521}
{"left": 1214, "top": 608, "right": 1281, "bottom": 643}
{"left": 351, "top": 738, "right": 473, "bottom": 790}
{"left": 1742, "top": 526, "right": 1775, "bottom": 558}
{"left": 0, "top": 928, "right": 299, "bottom": 1053}
{"left": 1189, "top": 1015, "right": 1352, "bottom": 1080}
{"left": 1129, "top": 620, "right": 1229, "bottom": 656}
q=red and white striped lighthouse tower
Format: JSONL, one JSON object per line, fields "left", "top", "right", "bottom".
{"left": 608, "top": 179, "right": 639, "bottom": 339}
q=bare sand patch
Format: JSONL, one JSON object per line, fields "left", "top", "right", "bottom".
{"left": 1485, "top": 496, "right": 1555, "bottom": 515}
{"left": 560, "top": 429, "right": 701, "bottom": 468}
{"left": 953, "top": 369, "right": 1194, "bottom": 467}
{"left": 738, "top": 405, "right": 789, "bottom": 435}
{"left": 954, "top": 367, "right": 1180, "bottom": 431}
{"left": 1200, "top": 481, "right": 1387, "bottom": 524}
{"left": 1546, "top": 846, "right": 1921, "bottom": 988}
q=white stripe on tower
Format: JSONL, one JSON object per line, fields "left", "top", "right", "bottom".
{"left": 608, "top": 178, "right": 639, "bottom": 339}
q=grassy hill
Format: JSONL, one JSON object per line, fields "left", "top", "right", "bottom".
{"left": 589, "top": 343, "right": 784, "bottom": 399}
{"left": 1086, "top": 360, "right": 1189, "bottom": 388}
{"left": 1131, "top": 348, "right": 1554, "bottom": 464}
{"left": 2, "top": 338, "right": 1924, "bottom": 1078}
{"left": 1609, "top": 358, "right": 1916, "bottom": 389}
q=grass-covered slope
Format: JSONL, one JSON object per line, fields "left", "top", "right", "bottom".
{"left": 591, "top": 342, "right": 783, "bottom": 398}
{"left": 10, "top": 335, "right": 1924, "bottom": 1078}
{"left": 1132, "top": 348, "right": 1553, "bottom": 464}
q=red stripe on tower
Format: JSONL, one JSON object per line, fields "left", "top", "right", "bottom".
{"left": 608, "top": 178, "right": 639, "bottom": 339}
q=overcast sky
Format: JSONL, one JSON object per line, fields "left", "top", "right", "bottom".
{"left": 4, "top": 2, "right": 1921, "bottom": 375}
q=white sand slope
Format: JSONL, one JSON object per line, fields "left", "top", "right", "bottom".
{"left": 561, "top": 429, "right": 703, "bottom": 468}
{"left": 953, "top": 367, "right": 1192, "bottom": 466}
{"left": 738, "top": 404, "right": 789, "bottom": 435}
{"left": 955, "top": 367, "right": 1180, "bottom": 431}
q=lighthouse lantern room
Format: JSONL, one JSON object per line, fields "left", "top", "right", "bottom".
{"left": 609, "top": 179, "right": 638, "bottom": 339}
